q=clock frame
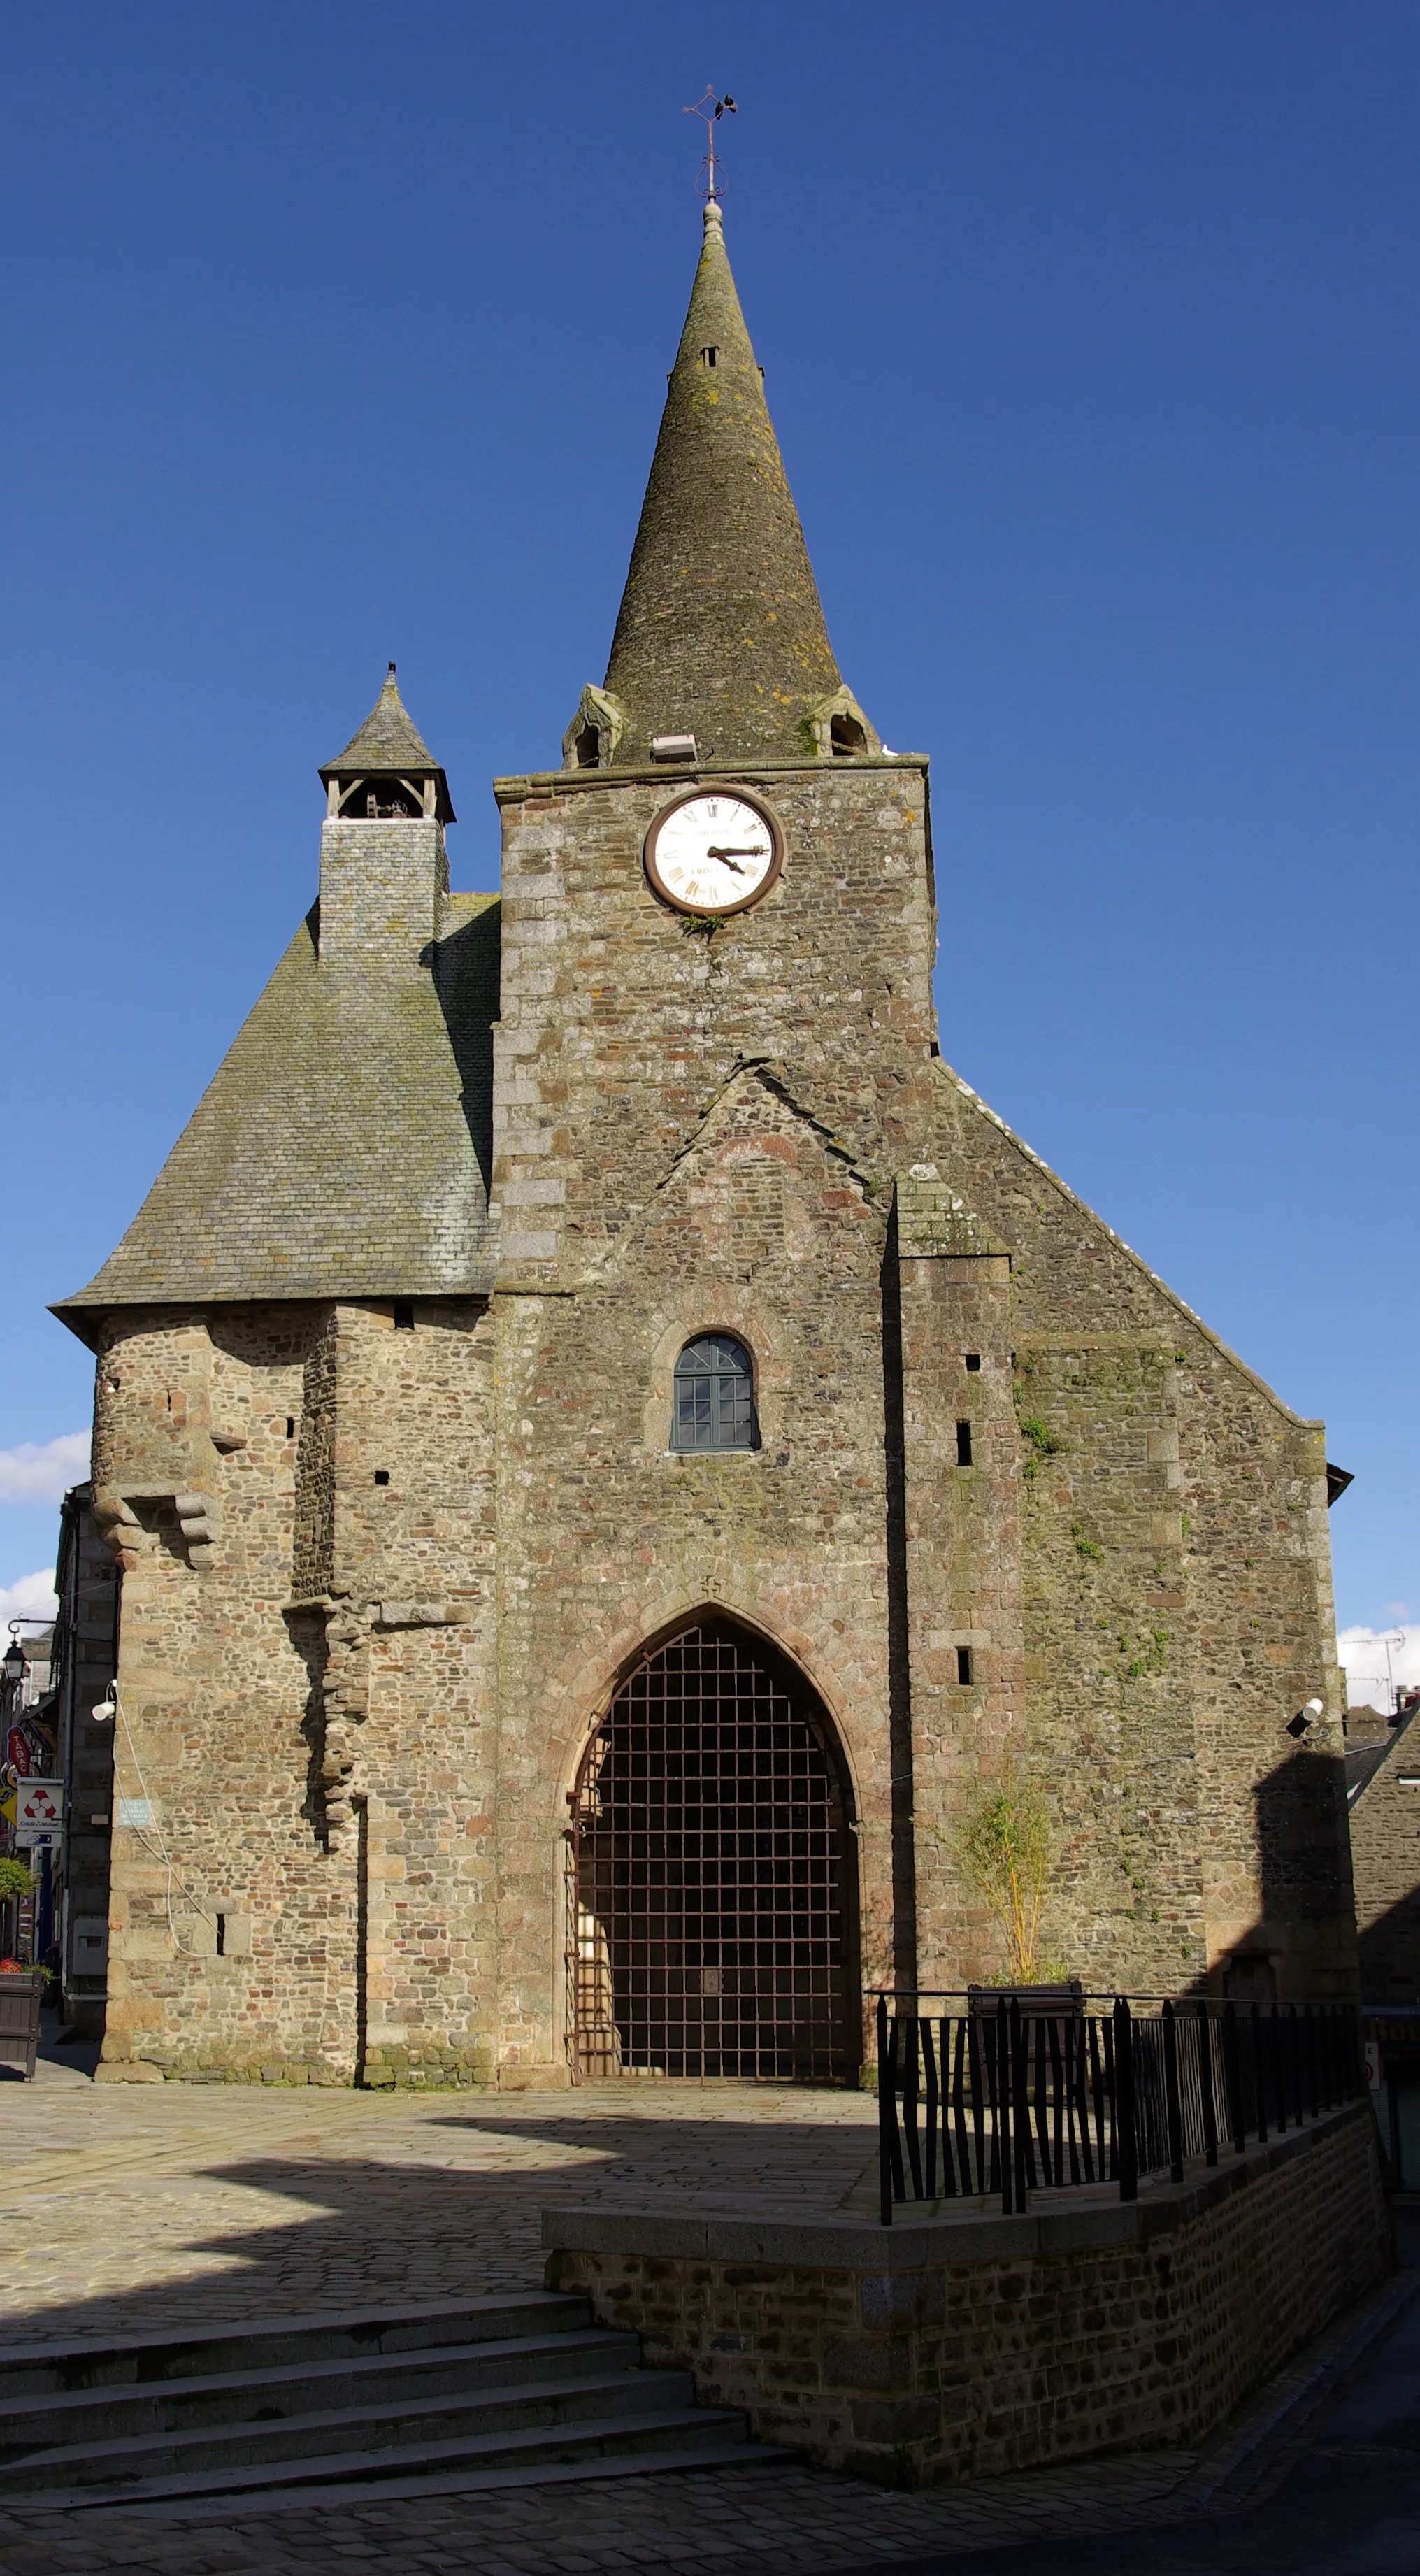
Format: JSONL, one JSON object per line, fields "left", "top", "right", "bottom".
{"left": 643, "top": 785, "right": 786, "bottom": 917}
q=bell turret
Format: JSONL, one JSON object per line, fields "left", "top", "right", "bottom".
{"left": 319, "top": 664, "right": 455, "bottom": 823}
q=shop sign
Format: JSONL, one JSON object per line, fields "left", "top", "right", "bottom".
{"left": 1365, "top": 2041, "right": 1382, "bottom": 2092}
{"left": 6, "top": 1728, "right": 31, "bottom": 1777}
{"left": 15, "top": 1781, "right": 62, "bottom": 1830}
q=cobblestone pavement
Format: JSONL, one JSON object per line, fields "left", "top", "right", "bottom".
{"left": 1, "top": 2047, "right": 880, "bottom": 2339}
{"left": 1, "top": 2049, "right": 1412, "bottom": 2575}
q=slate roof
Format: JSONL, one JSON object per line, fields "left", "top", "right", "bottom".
{"left": 602, "top": 201, "right": 842, "bottom": 765}
{"left": 55, "top": 893, "right": 500, "bottom": 1333}
{"left": 320, "top": 665, "right": 455, "bottom": 822}
{"left": 1347, "top": 1701, "right": 1419, "bottom": 1807}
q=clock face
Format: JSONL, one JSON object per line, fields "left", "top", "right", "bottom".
{"left": 644, "top": 789, "right": 784, "bottom": 917}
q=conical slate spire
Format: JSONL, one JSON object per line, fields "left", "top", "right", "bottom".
{"left": 603, "top": 201, "right": 842, "bottom": 764}
{"left": 323, "top": 663, "right": 439, "bottom": 776}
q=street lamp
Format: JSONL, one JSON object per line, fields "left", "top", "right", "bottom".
{"left": 1, "top": 1638, "right": 25, "bottom": 1691}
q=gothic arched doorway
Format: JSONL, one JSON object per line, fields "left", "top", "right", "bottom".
{"left": 568, "top": 1619, "right": 859, "bottom": 2082}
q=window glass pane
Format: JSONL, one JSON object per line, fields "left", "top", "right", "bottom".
{"left": 718, "top": 1375, "right": 754, "bottom": 1447}
{"left": 673, "top": 1337, "right": 754, "bottom": 1450}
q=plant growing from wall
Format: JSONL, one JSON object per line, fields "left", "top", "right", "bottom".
{"left": 955, "top": 1752, "right": 1069, "bottom": 1984}
{"left": 0, "top": 1858, "right": 33, "bottom": 1901}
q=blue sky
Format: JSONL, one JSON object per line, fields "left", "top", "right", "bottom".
{"left": 2, "top": 1, "right": 1416, "bottom": 1645}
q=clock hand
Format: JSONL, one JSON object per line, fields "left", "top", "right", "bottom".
{"left": 705, "top": 850, "right": 746, "bottom": 873}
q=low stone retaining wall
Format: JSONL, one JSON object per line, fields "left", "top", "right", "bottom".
{"left": 544, "top": 2101, "right": 1391, "bottom": 2487}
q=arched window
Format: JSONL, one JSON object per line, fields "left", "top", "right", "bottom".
{"left": 671, "top": 1333, "right": 756, "bottom": 1452}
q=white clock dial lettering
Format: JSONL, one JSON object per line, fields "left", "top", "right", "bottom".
{"left": 645, "top": 790, "right": 784, "bottom": 916}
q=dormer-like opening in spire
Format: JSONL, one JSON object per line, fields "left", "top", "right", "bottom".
{"left": 561, "top": 684, "right": 624, "bottom": 775}
{"left": 699, "top": 345, "right": 719, "bottom": 369}
{"left": 803, "top": 685, "right": 882, "bottom": 764}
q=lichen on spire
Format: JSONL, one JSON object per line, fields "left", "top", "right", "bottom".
{"left": 602, "top": 201, "right": 842, "bottom": 765}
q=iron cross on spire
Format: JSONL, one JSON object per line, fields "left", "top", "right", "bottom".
{"left": 683, "top": 85, "right": 737, "bottom": 201}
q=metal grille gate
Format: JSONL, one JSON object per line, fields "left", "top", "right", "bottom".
{"left": 570, "top": 1621, "right": 855, "bottom": 2082}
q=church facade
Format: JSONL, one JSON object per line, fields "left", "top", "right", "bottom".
{"left": 60, "top": 201, "right": 1356, "bottom": 2089}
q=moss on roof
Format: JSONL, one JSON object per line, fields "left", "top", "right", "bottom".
{"left": 55, "top": 893, "right": 500, "bottom": 1329}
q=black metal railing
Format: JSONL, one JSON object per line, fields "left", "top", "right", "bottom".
{"left": 875, "top": 1991, "right": 1366, "bottom": 2224}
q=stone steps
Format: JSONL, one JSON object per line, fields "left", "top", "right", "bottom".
{"left": 0, "top": 2291, "right": 783, "bottom": 2514}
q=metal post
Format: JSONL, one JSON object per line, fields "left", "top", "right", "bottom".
{"left": 923, "top": 2015, "right": 940, "bottom": 2200}
{"left": 997, "top": 1999, "right": 1014, "bottom": 2216}
{"left": 903, "top": 2012, "right": 923, "bottom": 2198}
{"left": 1196, "top": 2001, "right": 1219, "bottom": 2168}
{"left": 1221, "top": 2001, "right": 1245, "bottom": 2152}
{"left": 1012, "top": 2000, "right": 1031, "bottom": 2212}
{"left": 1114, "top": 1998, "right": 1138, "bottom": 2202}
{"left": 1252, "top": 2003, "right": 1268, "bottom": 2142}
{"left": 877, "top": 1994, "right": 894, "bottom": 2226}
{"left": 1162, "top": 2000, "right": 1184, "bottom": 2183}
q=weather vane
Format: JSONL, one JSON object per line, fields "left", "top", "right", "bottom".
{"left": 683, "top": 85, "right": 737, "bottom": 201}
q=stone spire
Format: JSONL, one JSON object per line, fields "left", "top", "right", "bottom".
{"left": 602, "top": 201, "right": 842, "bottom": 765}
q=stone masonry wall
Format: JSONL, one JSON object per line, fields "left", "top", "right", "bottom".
{"left": 92, "top": 1296, "right": 499, "bottom": 2085}
{"left": 550, "top": 2102, "right": 1390, "bottom": 2486}
{"left": 487, "top": 764, "right": 938, "bottom": 2070}
{"left": 87, "top": 750, "right": 1356, "bottom": 2082}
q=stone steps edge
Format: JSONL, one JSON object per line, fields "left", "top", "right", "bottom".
{"left": 8, "top": 2405, "right": 752, "bottom": 2514}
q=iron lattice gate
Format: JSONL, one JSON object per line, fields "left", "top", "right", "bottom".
{"left": 571, "top": 1621, "right": 856, "bottom": 2081}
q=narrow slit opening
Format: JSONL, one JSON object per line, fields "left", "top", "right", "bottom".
{"left": 956, "top": 1420, "right": 973, "bottom": 1467}
{"left": 956, "top": 1647, "right": 973, "bottom": 1687}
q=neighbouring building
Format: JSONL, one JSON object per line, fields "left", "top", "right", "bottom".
{"left": 55, "top": 197, "right": 1358, "bottom": 2090}
{"left": 1, "top": 1623, "right": 54, "bottom": 1962}
{"left": 51, "top": 1484, "right": 121, "bottom": 2035}
{"left": 1347, "top": 1687, "right": 1420, "bottom": 2180}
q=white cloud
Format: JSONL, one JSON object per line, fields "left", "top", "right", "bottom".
{"left": 0, "top": 1570, "right": 58, "bottom": 1626}
{"left": 0, "top": 1432, "right": 90, "bottom": 1504}
{"left": 1339, "top": 1624, "right": 1420, "bottom": 1713}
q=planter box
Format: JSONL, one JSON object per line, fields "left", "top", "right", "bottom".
{"left": 0, "top": 1970, "right": 43, "bottom": 2080}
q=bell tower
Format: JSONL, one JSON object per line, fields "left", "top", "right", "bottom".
{"left": 315, "top": 662, "right": 455, "bottom": 975}
{"left": 492, "top": 199, "right": 936, "bottom": 1292}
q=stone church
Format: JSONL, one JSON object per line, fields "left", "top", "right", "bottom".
{"left": 59, "top": 200, "right": 1356, "bottom": 2088}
